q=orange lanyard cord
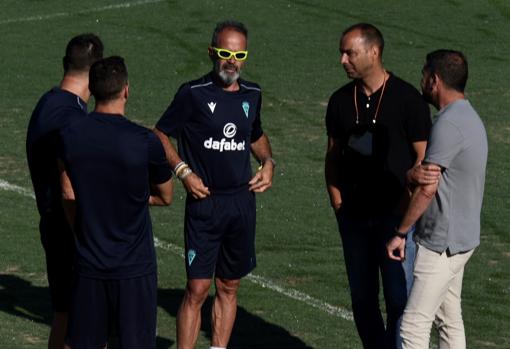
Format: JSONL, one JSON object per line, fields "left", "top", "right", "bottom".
{"left": 354, "top": 72, "right": 388, "bottom": 125}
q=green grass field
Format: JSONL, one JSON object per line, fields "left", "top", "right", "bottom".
{"left": 1, "top": 0, "right": 509, "bottom": 348}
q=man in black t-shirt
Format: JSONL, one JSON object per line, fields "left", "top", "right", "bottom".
{"left": 154, "top": 20, "right": 275, "bottom": 349}
{"left": 26, "top": 33, "right": 103, "bottom": 349}
{"left": 324, "top": 23, "right": 432, "bottom": 348}
{"left": 59, "top": 56, "right": 173, "bottom": 349}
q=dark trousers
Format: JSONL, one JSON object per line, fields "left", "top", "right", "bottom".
{"left": 336, "top": 211, "right": 415, "bottom": 349}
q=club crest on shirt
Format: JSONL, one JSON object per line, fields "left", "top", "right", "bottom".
{"left": 188, "top": 249, "right": 196, "bottom": 266}
{"left": 242, "top": 101, "right": 249, "bottom": 118}
{"left": 207, "top": 102, "right": 216, "bottom": 114}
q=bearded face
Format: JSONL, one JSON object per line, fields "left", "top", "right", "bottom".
{"left": 214, "top": 58, "right": 241, "bottom": 85}
{"left": 210, "top": 28, "right": 247, "bottom": 88}
{"left": 421, "top": 68, "right": 436, "bottom": 105}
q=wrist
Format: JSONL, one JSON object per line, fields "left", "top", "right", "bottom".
{"left": 179, "top": 167, "right": 193, "bottom": 180}
{"left": 259, "top": 157, "right": 276, "bottom": 170}
{"left": 173, "top": 161, "right": 186, "bottom": 175}
{"left": 394, "top": 227, "right": 409, "bottom": 239}
{"left": 174, "top": 161, "right": 193, "bottom": 181}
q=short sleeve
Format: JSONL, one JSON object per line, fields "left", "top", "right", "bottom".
{"left": 325, "top": 92, "right": 342, "bottom": 139}
{"left": 403, "top": 90, "right": 431, "bottom": 142}
{"left": 424, "top": 119, "right": 463, "bottom": 169}
{"left": 250, "top": 92, "right": 264, "bottom": 143}
{"left": 155, "top": 83, "right": 193, "bottom": 138}
{"left": 148, "top": 131, "right": 172, "bottom": 184}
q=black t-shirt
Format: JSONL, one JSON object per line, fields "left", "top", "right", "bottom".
{"left": 60, "top": 112, "right": 172, "bottom": 279}
{"left": 326, "top": 73, "right": 431, "bottom": 215}
{"left": 26, "top": 87, "right": 87, "bottom": 216}
{"left": 156, "top": 72, "right": 264, "bottom": 192}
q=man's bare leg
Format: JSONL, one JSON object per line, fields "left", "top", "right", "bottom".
{"left": 177, "top": 279, "right": 212, "bottom": 349}
{"left": 211, "top": 278, "right": 240, "bottom": 348}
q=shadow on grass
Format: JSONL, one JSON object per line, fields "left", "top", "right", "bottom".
{"left": 158, "top": 288, "right": 314, "bottom": 349}
{"left": 0, "top": 273, "right": 52, "bottom": 325}
{"left": 0, "top": 275, "right": 311, "bottom": 348}
{"left": 0, "top": 274, "right": 173, "bottom": 349}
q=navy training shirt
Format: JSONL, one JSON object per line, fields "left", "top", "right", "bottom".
{"left": 26, "top": 87, "right": 87, "bottom": 216}
{"left": 60, "top": 112, "right": 172, "bottom": 279}
{"left": 156, "top": 72, "right": 264, "bottom": 191}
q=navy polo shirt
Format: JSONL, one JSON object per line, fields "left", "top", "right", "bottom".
{"left": 156, "top": 72, "right": 264, "bottom": 191}
{"left": 60, "top": 112, "right": 172, "bottom": 279}
{"left": 26, "top": 87, "right": 87, "bottom": 215}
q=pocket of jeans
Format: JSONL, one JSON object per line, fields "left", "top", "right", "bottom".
{"left": 448, "top": 248, "right": 474, "bottom": 274}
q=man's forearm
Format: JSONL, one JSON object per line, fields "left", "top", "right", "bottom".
{"left": 250, "top": 134, "right": 273, "bottom": 165}
{"left": 407, "top": 140, "right": 428, "bottom": 187}
{"left": 153, "top": 128, "right": 182, "bottom": 169}
{"left": 62, "top": 199, "right": 76, "bottom": 231}
{"left": 411, "top": 141, "right": 427, "bottom": 166}
{"left": 325, "top": 138, "right": 342, "bottom": 209}
{"left": 149, "top": 180, "right": 173, "bottom": 206}
{"left": 58, "top": 160, "right": 77, "bottom": 232}
{"left": 398, "top": 182, "right": 438, "bottom": 233}
{"left": 325, "top": 160, "right": 342, "bottom": 209}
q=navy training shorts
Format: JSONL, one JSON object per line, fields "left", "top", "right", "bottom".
{"left": 39, "top": 211, "right": 74, "bottom": 312}
{"left": 184, "top": 188, "right": 256, "bottom": 280}
{"left": 65, "top": 273, "right": 157, "bottom": 349}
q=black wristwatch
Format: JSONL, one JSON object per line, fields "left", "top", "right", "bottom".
{"left": 394, "top": 228, "right": 408, "bottom": 239}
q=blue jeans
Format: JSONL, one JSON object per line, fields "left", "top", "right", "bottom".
{"left": 336, "top": 211, "right": 415, "bottom": 349}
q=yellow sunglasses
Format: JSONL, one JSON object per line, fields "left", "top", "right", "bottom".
{"left": 212, "top": 47, "right": 248, "bottom": 61}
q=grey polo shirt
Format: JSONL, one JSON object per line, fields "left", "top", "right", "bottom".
{"left": 415, "top": 99, "right": 488, "bottom": 254}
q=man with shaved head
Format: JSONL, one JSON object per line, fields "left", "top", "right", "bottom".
{"left": 325, "top": 23, "right": 433, "bottom": 348}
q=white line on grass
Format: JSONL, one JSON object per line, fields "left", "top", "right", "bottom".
{"left": 1, "top": 178, "right": 354, "bottom": 321}
{"left": 0, "top": 0, "right": 165, "bottom": 25}
{"left": 246, "top": 274, "right": 353, "bottom": 320}
{"left": 0, "top": 179, "right": 36, "bottom": 199}
{"left": 154, "top": 237, "right": 353, "bottom": 320}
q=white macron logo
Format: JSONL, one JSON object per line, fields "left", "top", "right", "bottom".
{"left": 207, "top": 102, "right": 216, "bottom": 113}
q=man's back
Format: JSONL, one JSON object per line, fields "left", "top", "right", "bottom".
{"left": 60, "top": 112, "right": 170, "bottom": 278}
{"left": 26, "top": 87, "right": 86, "bottom": 215}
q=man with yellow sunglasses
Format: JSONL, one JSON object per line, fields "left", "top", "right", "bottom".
{"left": 154, "top": 20, "right": 275, "bottom": 349}
{"left": 211, "top": 47, "right": 248, "bottom": 62}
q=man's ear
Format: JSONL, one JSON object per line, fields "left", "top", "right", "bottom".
{"left": 208, "top": 46, "right": 215, "bottom": 61}
{"left": 433, "top": 73, "right": 446, "bottom": 94}
{"left": 124, "top": 83, "right": 129, "bottom": 100}
{"left": 372, "top": 45, "right": 379, "bottom": 58}
{"left": 431, "top": 73, "right": 440, "bottom": 87}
